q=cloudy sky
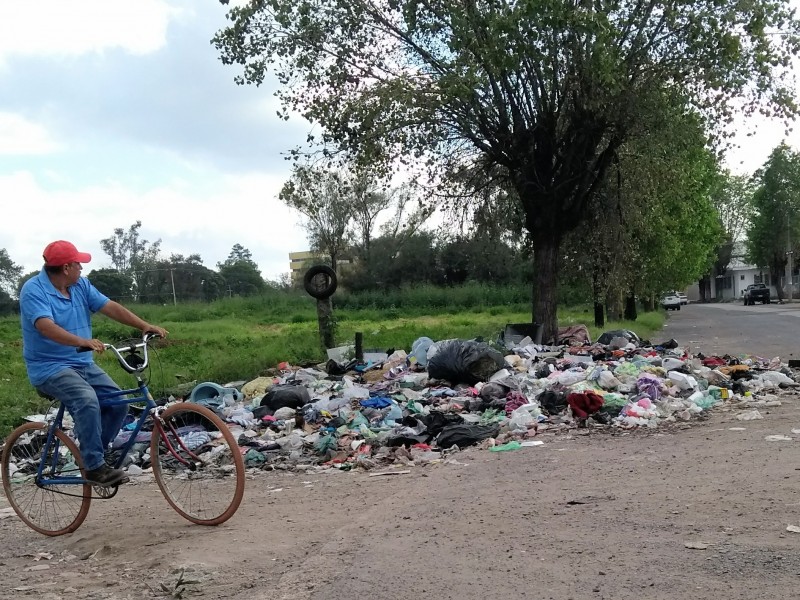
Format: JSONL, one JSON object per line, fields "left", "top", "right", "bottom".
{"left": 0, "top": 1, "right": 798, "bottom": 281}
{"left": 0, "top": 0, "right": 311, "bottom": 280}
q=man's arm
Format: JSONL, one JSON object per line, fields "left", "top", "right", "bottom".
{"left": 34, "top": 318, "right": 105, "bottom": 352}
{"left": 98, "top": 301, "right": 169, "bottom": 338}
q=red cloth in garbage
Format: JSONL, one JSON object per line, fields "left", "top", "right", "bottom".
{"left": 567, "top": 391, "right": 605, "bottom": 419}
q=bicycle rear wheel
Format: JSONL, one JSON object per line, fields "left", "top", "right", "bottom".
{"left": 1, "top": 422, "right": 91, "bottom": 536}
{"left": 150, "top": 403, "right": 244, "bottom": 525}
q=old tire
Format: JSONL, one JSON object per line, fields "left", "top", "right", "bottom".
{"left": 303, "top": 265, "right": 338, "bottom": 300}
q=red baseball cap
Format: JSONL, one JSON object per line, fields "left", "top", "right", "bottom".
{"left": 42, "top": 240, "right": 92, "bottom": 267}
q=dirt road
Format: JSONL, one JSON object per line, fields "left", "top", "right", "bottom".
{"left": 3, "top": 306, "right": 800, "bottom": 600}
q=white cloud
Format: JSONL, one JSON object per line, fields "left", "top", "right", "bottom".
{"left": 0, "top": 170, "right": 309, "bottom": 281}
{"left": 0, "top": 112, "right": 61, "bottom": 155}
{"left": 0, "top": 0, "right": 179, "bottom": 63}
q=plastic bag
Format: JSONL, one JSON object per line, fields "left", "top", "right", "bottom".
{"left": 436, "top": 424, "right": 500, "bottom": 448}
{"left": 668, "top": 371, "right": 698, "bottom": 391}
{"left": 410, "top": 336, "right": 435, "bottom": 367}
{"left": 260, "top": 384, "right": 311, "bottom": 412}
{"left": 597, "top": 329, "right": 640, "bottom": 346}
{"left": 508, "top": 404, "right": 540, "bottom": 432}
{"left": 490, "top": 441, "right": 522, "bottom": 452}
{"left": 427, "top": 340, "right": 506, "bottom": 385}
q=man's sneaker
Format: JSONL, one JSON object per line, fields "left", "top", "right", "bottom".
{"left": 85, "top": 464, "right": 127, "bottom": 486}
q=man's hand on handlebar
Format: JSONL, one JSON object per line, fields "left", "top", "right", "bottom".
{"left": 143, "top": 324, "right": 169, "bottom": 339}
{"left": 80, "top": 338, "right": 106, "bottom": 353}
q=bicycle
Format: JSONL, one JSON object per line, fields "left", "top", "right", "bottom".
{"left": 1, "top": 333, "right": 245, "bottom": 536}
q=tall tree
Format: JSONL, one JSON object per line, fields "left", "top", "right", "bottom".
{"left": 746, "top": 143, "right": 800, "bottom": 300}
{"left": 87, "top": 268, "right": 134, "bottom": 302}
{"left": 0, "top": 249, "right": 23, "bottom": 297}
{"left": 564, "top": 94, "right": 724, "bottom": 321}
{"left": 214, "top": 0, "right": 800, "bottom": 342}
{"left": 100, "top": 221, "right": 162, "bottom": 302}
{"left": 16, "top": 271, "right": 38, "bottom": 298}
{"left": 217, "top": 245, "right": 265, "bottom": 296}
{"left": 221, "top": 244, "right": 258, "bottom": 269}
{"left": 698, "top": 173, "right": 756, "bottom": 301}
{"left": 151, "top": 254, "right": 226, "bottom": 303}
{"left": 281, "top": 163, "right": 399, "bottom": 271}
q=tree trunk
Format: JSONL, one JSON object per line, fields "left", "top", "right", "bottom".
{"left": 605, "top": 292, "right": 623, "bottom": 322}
{"left": 624, "top": 293, "right": 637, "bottom": 321}
{"left": 316, "top": 297, "right": 335, "bottom": 349}
{"left": 593, "top": 302, "right": 605, "bottom": 328}
{"left": 532, "top": 235, "right": 561, "bottom": 344}
{"left": 591, "top": 269, "right": 604, "bottom": 327}
{"left": 772, "top": 269, "right": 785, "bottom": 301}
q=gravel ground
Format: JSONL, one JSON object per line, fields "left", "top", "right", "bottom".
{"left": 2, "top": 389, "right": 800, "bottom": 600}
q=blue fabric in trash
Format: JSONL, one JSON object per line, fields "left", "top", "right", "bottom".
{"left": 360, "top": 396, "right": 393, "bottom": 408}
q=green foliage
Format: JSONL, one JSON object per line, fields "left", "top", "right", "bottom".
{"left": 0, "top": 248, "right": 23, "bottom": 297}
{"left": 280, "top": 166, "right": 355, "bottom": 270}
{"left": 16, "top": 271, "right": 37, "bottom": 298}
{"left": 0, "top": 290, "right": 16, "bottom": 316}
{"left": 217, "top": 245, "right": 265, "bottom": 297}
{"left": 565, "top": 92, "right": 724, "bottom": 305}
{"left": 746, "top": 143, "right": 800, "bottom": 298}
{"left": 99, "top": 221, "right": 162, "bottom": 300}
{"left": 214, "top": 0, "right": 800, "bottom": 340}
{"left": 87, "top": 268, "right": 133, "bottom": 301}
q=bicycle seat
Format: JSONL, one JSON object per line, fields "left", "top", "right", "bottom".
{"left": 36, "top": 390, "right": 56, "bottom": 402}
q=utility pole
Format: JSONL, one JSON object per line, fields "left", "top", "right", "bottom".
{"left": 786, "top": 212, "right": 793, "bottom": 304}
{"left": 169, "top": 268, "right": 177, "bottom": 305}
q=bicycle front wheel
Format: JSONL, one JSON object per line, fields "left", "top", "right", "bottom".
{"left": 1, "top": 422, "right": 91, "bottom": 536}
{"left": 150, "top": 403, "right": 244, "bottom": 525}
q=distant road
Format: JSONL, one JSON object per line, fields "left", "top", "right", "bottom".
{"left": 656, "top": 301, "right": 800, "bottom": 360}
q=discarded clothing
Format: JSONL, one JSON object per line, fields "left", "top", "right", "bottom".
{"left": 567, "top": 391, "right": 605, "bottom": 420}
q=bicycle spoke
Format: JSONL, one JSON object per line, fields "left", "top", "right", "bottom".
{"left": 2, "top": 423, "right": 91, "bottom": 536}
{"left": 151, "top": 404, "right": 244, "bottom": 525}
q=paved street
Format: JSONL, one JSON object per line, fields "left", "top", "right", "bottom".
{"left": 660, "top": 301, "right": 800, "bottom": 360}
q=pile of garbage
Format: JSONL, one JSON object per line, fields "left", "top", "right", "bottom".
{"left": 150, "top": 326, "right": 799, "bottom": 471}
{"left": 12, "top": 326, "right": 800, "bottom": 474}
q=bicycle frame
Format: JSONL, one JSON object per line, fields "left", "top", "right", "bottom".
{"left": 33, "top": 334, "right": 204, "bottom": 488}
{"left": 35, "top": 381, "right": 156, "bottom": 487}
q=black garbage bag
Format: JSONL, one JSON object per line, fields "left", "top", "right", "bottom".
{"left": 260, "top": 384, "right": 311, "bottom": 414}
{"left": 421, "top": 412, "right": 464, "bottom": 439}
{"left": 436, "top": 423, "right": 500, "bottom": 449}
{"left": 597, "top": 329, "right": 640, "bottom": 346}
{"left": 427, "top": 340, "right": 505, "bottom": 385}
{"left": 537, "top": 390, "right": 568, "bottom": 415}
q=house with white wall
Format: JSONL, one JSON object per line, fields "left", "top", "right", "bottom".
{"left": 686, "top": 243, "right": 782, "bottom": 301}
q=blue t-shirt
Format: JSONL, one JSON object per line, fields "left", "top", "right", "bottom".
{"left": 20, "top": 270, "right": 110, "bottom": 386}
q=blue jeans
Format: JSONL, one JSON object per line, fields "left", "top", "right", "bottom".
{"left": 36, "top": 363, "right": 128, "bottom": 471}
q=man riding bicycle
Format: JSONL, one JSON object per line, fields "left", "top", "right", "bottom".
{"left": 19, "top": 240, "right": 168, "bottom": 487}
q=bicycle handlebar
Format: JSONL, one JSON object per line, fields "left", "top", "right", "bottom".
{"left": 76, "top": 332, "right": 160, "bottom": 374}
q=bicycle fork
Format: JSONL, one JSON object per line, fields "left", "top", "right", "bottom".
{"left": 152, "top": 406, "right": 203, "bottom": 471}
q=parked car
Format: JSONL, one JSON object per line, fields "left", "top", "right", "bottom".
{"left": 743, "top": 283, "right": 770, "bottom": 305}
{"left": 676, "top": 291, "right": 688, "bottom": 305}
{"left": 661, "top": 293, "right": 681, "bottom": 311}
